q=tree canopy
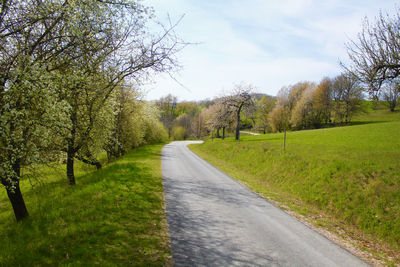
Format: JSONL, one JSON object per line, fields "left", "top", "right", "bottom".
{"left": 0, "top": 0, "right": 181, "bottom": 221}
{"left": 344, "top": 9, "right": 400, "bottom": 104}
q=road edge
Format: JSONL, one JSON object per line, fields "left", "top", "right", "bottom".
{"left": 187, "top": 142, "right": 387, "bottom": 267}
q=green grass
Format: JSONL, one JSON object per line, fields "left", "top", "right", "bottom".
{"left": 189, "top": 109, "right": 400, "bottom": 263}
{"left": 0, "top": 144, "right": 172, "bottom": 266}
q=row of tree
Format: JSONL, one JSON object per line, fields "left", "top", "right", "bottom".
{"left": 156, "top": 70, "right": 389, "bottom": 143}
{"left": 0, "top": 0, "right": 179, "bottom": 221}
{"left": 268, "top": 74, "right": 364, "bottom": 133}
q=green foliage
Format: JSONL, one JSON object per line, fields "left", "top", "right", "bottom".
{"left": 171, "top": 126, "right": 187, "bottom": 140}
{"left": 143, "top": 119, "right": 169, "bottom": 144}
{"left": 268, "top": 104, "right": 290, "bottom": 132}
{"left": 189, "top": 110, "right": 400, "bottom": 258}
{"left": 157, "top": 95, "right": 202, "bottom": 140}
{"left": 1, "top": 0, "right": 181, "bottom": 219}
{"left": 105, "top": 88, "right": 168, "bottom": 160}
{"left": 175, "top": 101, "right": 201, "bottom": 117}
{"left": 254, "top": 95, "right": 276, "bottom": 133}
{"left": 0, "top": 144, "right": 172, "bottom": 265}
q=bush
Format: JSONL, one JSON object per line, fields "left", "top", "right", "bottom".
{"left": 171, "top": 126, "right": 186, "bottom": 140}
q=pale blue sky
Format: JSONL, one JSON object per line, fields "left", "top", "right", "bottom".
{"left": 143, "top": 0, "right": 399, "bottom": 101}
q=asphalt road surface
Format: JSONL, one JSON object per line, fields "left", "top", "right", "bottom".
{"left": 162, "top": 141, "right": 369, "bottom": 267}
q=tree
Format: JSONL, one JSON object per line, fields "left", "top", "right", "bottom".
{"left": 192, "top": 110, "right": 208, "bottom": 139}
{"left": 141, "top": 104, "right": 169, "bottom": 145}
{"left": 0, "top": 0, "right": 79, "bottom": 221}
{"left": 331, "top": 74, "right": 364, "bottom": 123}
{"left": 171, "top": 126, "right": 186, "bottom": 140}
{"left": 286, "top": 82, "right": 309, "bottom": 111}
{"left": 270, "top": 83, "right": 310, "bottom": 150}
{"left": 156, "top": 94, "right": 178, "bottom": 138}
{"left": 381, "top": 82, "right": 399, "bottom": 112}
{"left": 0, "top": 0, "right": 182, "bottom": 220}
{"left": 105, "top": 85, "right": 140, "bottom": 161}
{"left": 344, "top": 9, "right": 400, "bottom": 102}
{"left": 290, "top": 85, "right": 315, "bottom": 129}
{"left": 173, "top": 102, "right": 201, "bottom": 139}
{"left": 222, "top": 83, "right": 254, "bottom": 141}
{"left": 255, "top": 95, "right": 276, "bottom": 134}
{"left": 204, "top": 100, "right": 234, "bottom": 139}
{"left": 269, "top": 105, "right": 290, "bottom": 133}
{"left": 312, "top": 78, "right": 332, "bottom": 126}
{"left": 289, "top": 79, "right": 333, "bottom": 130}
{"left": 50, "top": 0, "right": 182, "bottom": 185}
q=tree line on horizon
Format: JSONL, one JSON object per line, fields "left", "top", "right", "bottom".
{"left": 155, "top": 73, "right": 365, "bottom": 141}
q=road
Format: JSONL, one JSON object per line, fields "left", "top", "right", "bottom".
{"left": 240, "top": 131, "right": 261, "bottom": 135}
{"left": 162, "top": 141, "right": 368, "bottom": 267}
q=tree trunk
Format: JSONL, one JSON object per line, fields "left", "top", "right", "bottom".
{"left": 345, "top": 101, "right": 350, "bottom": 124}
{"left": 2, "top": 161, "right": 29, "bottom": 221}
{"left": 67, "top": 109, "right": 77, "bottom": 185}
{"left": 94, "top": 160, "right": 102, "bottom": 170}
{"left": 222, "top": 127, "right": 225, "bottom": 139}
{"left": 6, "top": 181, "right": 29, "bottom": 222}
{"left": 235, "top": 109, "right": 241, "bottom": 141}
{"left": 390, "top": 98, "right": 396, "bottom": 112}
{"left": 216, "top": 128, "right": 220, "bottom": 138}
{"left": 67, "top": 149, "right": 76, "bottom": 185}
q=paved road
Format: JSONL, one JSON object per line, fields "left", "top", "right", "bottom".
{"left": 162, "top": 141, "right": 368, "bottom": 267}
{"left": 240, "top": 131, "right": 261, "bottom": 136}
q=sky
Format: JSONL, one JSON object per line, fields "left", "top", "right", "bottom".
{"left": 143, "top": 0, "right": 399, "bottom": 101}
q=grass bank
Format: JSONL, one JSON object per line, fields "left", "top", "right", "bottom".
{"left": 189, "top": 109, "right": 400, "bottom": 265}
{"left": 0, "top": 144, "right": 171, "bottom": 265}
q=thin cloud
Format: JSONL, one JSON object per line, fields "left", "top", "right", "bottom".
{"left": 144, "top": 0, "right": 399, "bottom": 101}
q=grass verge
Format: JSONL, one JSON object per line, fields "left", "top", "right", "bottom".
{"left": 0, "top": 144, "right": 172, "bottom": 266}
{"left": 189, "top": 109, "right": 400, "bottom": 266}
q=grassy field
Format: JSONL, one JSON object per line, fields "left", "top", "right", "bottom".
{"left": 0, "top": 144, "right": 172, "bottom": 265}
{"left": 189, "top": 108, "right": 400, "bottom": 264}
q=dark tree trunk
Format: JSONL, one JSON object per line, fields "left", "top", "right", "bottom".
{"left": 67, "top": 110, "right": 77, "bottom": 185}
{"left": 67, "top": 149, "right": 76, "bottom": 185}
{"left": 2, "top": 161, "right": 29, "bottom": 221}
{"left": 76, "top": 155, "right": 102, "bottom": 169}
{"left": 216, "top": 128, "right": 220, "bottom": 138}
{"left": 390, "top": 98, "right": 396, "bottom": 112}
{"left": 6, "top": 182, "right": 29, "bottom": 222}
{"left": 94, "top": 160, "right": 102, "bottom": 170}
{"left": 235, "top": 109, "right": 241, "bottom": 141}
{"left": 222, "top": 127, "right": 225, "bottom": 139}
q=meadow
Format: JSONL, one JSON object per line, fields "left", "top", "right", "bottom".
{"left": 0, "top": 144, "right": 172, "bottom": 265}
{"left": 189, "top": 108, "right": 400, "bottom": 264}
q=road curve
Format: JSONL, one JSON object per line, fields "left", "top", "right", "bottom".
{"left": 162, "top": 141, "right": 368, "bottom": 267}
